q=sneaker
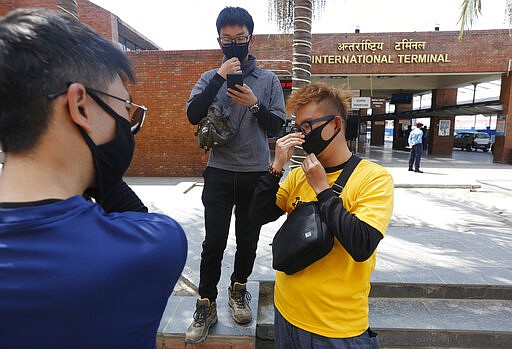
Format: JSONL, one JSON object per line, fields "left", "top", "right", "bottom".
{"left": 415, "top": 169, "right": 424, "bottom": 173}
{"left": 228, "top": 282, "right": 252, "bottom": 324}
{"left": 185, "top": 298, "right": 217, "bottom": 344}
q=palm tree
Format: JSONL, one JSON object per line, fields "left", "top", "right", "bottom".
{"left": 459, "top": 0, "right": 512, "bottom": 39}
{"left": 268, "top": 0, "right": 326, "bottom": 90}
{"left": 57, "top": 0, "right": 78, "bottom": 19}
{"left": 268, "top": 0, "right": 327, "bottom": 167}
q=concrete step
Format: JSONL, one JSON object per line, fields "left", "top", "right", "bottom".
{"left": 256, "top": 281, "right": 512, "bottom": 348}
{"left": 371, "top": 297, "right": 512, "bottom": 348}
{"left": 370, "top": 282, "right": 512, "bottom": 300}
{"left": 260, "top": 280, "right": 512, "bottom": 301}
{"left": 157, "top": 282, "right": 259, "bottom": 348}
{"left": 257, "top": 297, "right": 512, "bottom": 348}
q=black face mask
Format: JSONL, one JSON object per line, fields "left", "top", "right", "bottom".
{"left": 222, "top": 42, "right": 249, "bottom": 62}
{"left": 79, "top": 95, "right": 135, "bottom": 202}
{"left": 302, "top": 120, "right": 339, "bottom": 156}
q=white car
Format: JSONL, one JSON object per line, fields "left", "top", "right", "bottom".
{"left": 453, "top": 132, "right": 491, "bottom": 152}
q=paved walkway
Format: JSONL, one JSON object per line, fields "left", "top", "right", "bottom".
{"left": 126, "top": 145, "right": 512, "bottom": 294}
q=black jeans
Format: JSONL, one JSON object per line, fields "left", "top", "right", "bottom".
{"left": 199, "top": 166, "right": 266, "bottom": 301}
{"left": 408, "top": 143, "right": 423, "bottom": 170}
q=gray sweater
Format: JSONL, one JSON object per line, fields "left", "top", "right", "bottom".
{"left": 186, "top": 56, "right": 286, "bottom": 172}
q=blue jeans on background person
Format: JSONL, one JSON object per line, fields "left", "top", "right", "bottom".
{"left": 408, "top": 143, "right": 423, "bottom": 171}
{"left": 274, "top": 306, "right": 380, "bottom": 349}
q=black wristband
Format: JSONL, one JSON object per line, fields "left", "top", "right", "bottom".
{"left": 268, "top": 164, "right": 285, "bottom": 179}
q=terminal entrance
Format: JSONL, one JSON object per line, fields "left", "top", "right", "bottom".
{"left": 309, "top": 73, "right": 504, "bottom": 158}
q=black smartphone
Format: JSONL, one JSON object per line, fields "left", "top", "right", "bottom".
{"left": 227, "top": 73, "right": 243, "bottom": 92}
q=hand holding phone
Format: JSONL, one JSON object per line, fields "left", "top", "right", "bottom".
{"left": 227, "top": 73, "right": 243, "bottom": 92}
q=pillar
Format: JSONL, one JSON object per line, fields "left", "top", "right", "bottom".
{"left": 370, "top": 104, "right": 386, "bottom": 146}
{"left": 430, "top": 88, "right": 457, "bottom": 155}
{"left": 494, "top": 74, "right": 512, "bottom": 164}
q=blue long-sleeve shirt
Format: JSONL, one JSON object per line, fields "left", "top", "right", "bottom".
{"left": 408, "top": 128, "right": 423, "bottom": 146}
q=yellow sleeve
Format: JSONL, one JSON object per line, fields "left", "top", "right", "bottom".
{"left": 345, "top": 163, "right": 394, "bottom": 235}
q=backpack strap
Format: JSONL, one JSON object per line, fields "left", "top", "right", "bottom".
{"left": 331, "top": 154, "right": 362, "bottom": 196}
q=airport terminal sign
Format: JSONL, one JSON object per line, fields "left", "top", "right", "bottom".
{"left": 312, "top": 38, "right": 451, "bottom": 65}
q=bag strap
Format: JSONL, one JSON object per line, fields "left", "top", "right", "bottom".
{"left": 331, "top": 154, "right": 362, "bottom": 196}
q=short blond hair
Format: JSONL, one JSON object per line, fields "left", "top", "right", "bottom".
{"left": 286, "top": 82, "right": 351, "bottom": 117}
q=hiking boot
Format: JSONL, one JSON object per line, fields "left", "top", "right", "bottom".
{"left": 185, "top": 298, "right": 217, "bottom": 344}
{"left": 228, "top": 282, "right": 252, "bottom": 324}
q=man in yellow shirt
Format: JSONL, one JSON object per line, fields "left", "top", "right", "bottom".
{"left": 250, "top": 83, "right": 394, "bottom": 348}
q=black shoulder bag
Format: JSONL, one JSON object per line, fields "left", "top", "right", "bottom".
{"left": 272, "top": 154, "right": 362, "bottom": 275}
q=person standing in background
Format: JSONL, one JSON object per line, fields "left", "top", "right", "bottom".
{"left": 408, "top": 122, "right": 424, "bottom": 173}
{"left": 421, "top": 125, "right": 429, "bottom": 153}
{"left": 185, "top": 6, "right": 286, "bottom": 344}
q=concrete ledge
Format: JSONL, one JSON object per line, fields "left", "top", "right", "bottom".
{"left": 394, "top": 183, "right": 481, "bottom": 190}
{"left": 370, "top": 282, "right": 512, "bottom": 300}
{"left": 158, "top": 282, "right": 259, "bottom": 347}
{"left": 257, "top": 297, "right": 512, "bottom": 347}
{"left": 157, "top": 334, "right": 254, "bottom": 349}
{"left": 369, "top": 298, "right": 512, "bottom": 333}
{"left": 376, "top": 329, "right": 512, "bottom": 349}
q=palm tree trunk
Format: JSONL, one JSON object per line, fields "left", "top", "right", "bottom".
{"left": 292, "top": 0, "right": 312, "bottom": 90}
{"left": 290, "top": 0, "right": 313, "bottom": 167}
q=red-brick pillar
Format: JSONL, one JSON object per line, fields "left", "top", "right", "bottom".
{"left": 494, "top": 73, "right": 512, "bottom": 164}
{"left": 430, "top": 88, "right": 457, "bottom": 155}
{"left": 392, "top": 102, "right": 413, "bottom": 150}
{"left": 370, "top": 105, "right": 386, "bottom": 146}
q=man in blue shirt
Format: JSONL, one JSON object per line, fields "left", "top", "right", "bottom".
{"left": 408, "top": 122, "right": 424, "bottom": 173}
{"left": 0, "top": 9, "right": 187, "bottom": 349}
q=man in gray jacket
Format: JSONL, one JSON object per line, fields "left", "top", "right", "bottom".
{"left": 185, "top": 6, "right": 286, "bottom": 344}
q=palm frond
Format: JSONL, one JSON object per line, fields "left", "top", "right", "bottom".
{"left": 268, "top": 0, "right": 327, "bottom": 33}
{"left": 506, "top": 0, "right": 512, "bottom": 33}
{"left": 458, "top": 0, "right": 482, "bottom": 40}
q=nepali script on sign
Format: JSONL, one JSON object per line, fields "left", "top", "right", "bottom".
{"left": 338, "top": 40, "right": 384, "bottom": 53}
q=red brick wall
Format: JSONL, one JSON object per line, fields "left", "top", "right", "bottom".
{"left": 125, "top": 50, "right": 222, "bottom": 176}
{"left": 252, "top": 31, "right": 512, "bottom": 75}
{"left": 77, "top": 0, "right": 116, "bottom": 43}
{"left": 1, "top": 0, "right": 57, "bottom": 16}
{"left": 0, "top": 1, "right": 14, "bottom": 17}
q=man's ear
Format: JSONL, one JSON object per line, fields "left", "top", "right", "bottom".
{"left": 250, "top": 34, "right": 255, "bottom": 48}
{"left": 334, "top": 115, "right": 344, "bottom": 132}
{"left": 66, "top": 83, "right": 92, "bottom": 133}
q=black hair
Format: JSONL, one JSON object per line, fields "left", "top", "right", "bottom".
{"left": 0, "top": 8, "right": 135, "bottom": 153}
{"left": 216, "top": 7, "right": 254, "bottom": 35}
